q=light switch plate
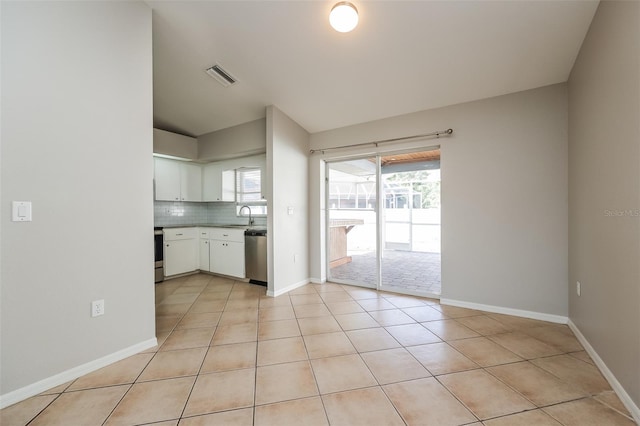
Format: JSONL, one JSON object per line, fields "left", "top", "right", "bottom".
{"left": 12, "top": 201, "right": 32, "bottom": 222}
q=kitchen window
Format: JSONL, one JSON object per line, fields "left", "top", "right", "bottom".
{"left": 236, "top": 167, "right": 267, "bottom": 216}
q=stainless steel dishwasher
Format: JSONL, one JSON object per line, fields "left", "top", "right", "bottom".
{"left": 245, "top": 228, "right": 267, "bottom": 285}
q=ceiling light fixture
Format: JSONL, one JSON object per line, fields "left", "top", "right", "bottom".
{"left": 329, "top": 2, "right": 358, "bottom": 33}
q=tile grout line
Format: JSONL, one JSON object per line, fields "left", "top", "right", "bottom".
{"left": 253, "top": 289, "right": 260, "bottom": 426}
{"left": 24, "top": 391, "right": 64, "bottom": 426}
{"left": 157, "top": 275, "right": 210, "bottom": 424}
{"left": 18, "top": 274, "right": 624, "bottom": 425}
{"left": 293, "top": 294, "right": 331, "bottom": 426}
{"left": 99, "top": 351, "right": 158, "bottom": 425}
{"left": 160, "top": 274, "right": 224, "bottom": 424}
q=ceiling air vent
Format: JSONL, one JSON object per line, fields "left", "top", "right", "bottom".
{"left": 205, "top": 64, "right": 237, "bottom": 87}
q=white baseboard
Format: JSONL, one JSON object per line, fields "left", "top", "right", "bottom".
{"left": 267, "top": 278, "right": 310, "bottom": 297}
{"left": 309, "top": 277, "right": 326, "bottom": 284}
{"left": 0, "top": 337, "right": 157, "bottom": 410}
{"left": 385, "top": 288, "right": 441, "bottom": 300}
{"left": 568, "top": 320, "right": 640, "bottom": 424}
{"left": 439, "top": 298, "right": 568, "bottom": 324}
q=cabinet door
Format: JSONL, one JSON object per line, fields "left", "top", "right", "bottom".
{"left": 202, "top": 163, "right": 222, "bottom": 201}
{"left": 199, "top": 239, "right": 210, "bottom": 271}
{"left": 154, "top": 158, "right": 181, "bottom": 201}
{"left": 180, "top": 163, "right": 202, "bottom": 202}
{"left": 210, "top": 240, "right": 245, "bottom": 278}
{"left": 236, "top": 154, "right": 266, "bottom": 200}
{"left": 221, "top": 170, "right": 235, "bottom": 202}
{"left": 164, "top": 239, "right": 198, "bottom": 276}
{"left": 225, "top": 241, "right": 245, "bottom": 278}
{"left": 209, "top": 240, "right": 225, "bottom": 275}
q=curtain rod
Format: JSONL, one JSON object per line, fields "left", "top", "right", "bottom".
{"left": 309, "top": 128, "right": 453, "bottom": 154}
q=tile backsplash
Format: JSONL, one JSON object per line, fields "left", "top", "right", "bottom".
{"left": 154, "top": 201, "right": 267, "bottom": 227}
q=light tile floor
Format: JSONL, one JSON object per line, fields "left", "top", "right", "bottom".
{"left": 2, "top": 273, "right": 636, "bottom": 425}
{"left": 330, "top": 250, "right": 442, "bottom": 295}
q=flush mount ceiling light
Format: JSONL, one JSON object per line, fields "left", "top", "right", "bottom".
{"left": 330, "top": 2, "right": 358, "bottom": 33}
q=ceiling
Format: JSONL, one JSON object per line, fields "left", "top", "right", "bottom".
{"left": 149, "top": 1, "right": 599, "bottom": 137}
{"left": 380, "top": 150, "right": 440, "bottom": 167}
{"left": 330, "top": 148, "right": 441, "bottom": 177}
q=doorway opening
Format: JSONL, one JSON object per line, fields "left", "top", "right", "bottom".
{"left": 326, "top": 148, "right": 441, "bottom": 297}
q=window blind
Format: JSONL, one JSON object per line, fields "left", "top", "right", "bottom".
{"left": 236, "top": 168, "right": 262, "bottom": 202}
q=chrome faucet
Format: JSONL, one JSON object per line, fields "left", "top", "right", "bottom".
{"left": 239, "top": 205, "right": 254, "bottom": 226}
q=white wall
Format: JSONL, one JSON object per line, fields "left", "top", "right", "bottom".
{"left": 310, "top": 84, "right": 568, "bottom": 318}
{"left": 0, "top": 1, "right": 155, "bottom": 403}
{"left": 568, "top": 0, "right": 640, "bottom": 411}
{"left": 198, "top": 118, "right": 266, "bottom": 161}
{"left": 266, "top": 106, "right": 310, "bottom": 296}
{"left": 153, "top": 128, "right": 198, "bottom": 160}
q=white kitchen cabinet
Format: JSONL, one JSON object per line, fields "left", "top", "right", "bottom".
{"left": 180, "top": 163, "right": 202, "bottom": 202}
{"left": 154, "top": 158, "right": 181, "bottom": 201}
{"left": 198, "top": 228, "right": 210, "bottom": 271}
{"left": 154, "top": 158, "right": 202, "bottom": 202}
{"left": 209, "top": 228, "right": 245, "bottom": 278}
{"left": 202, "top": 163, "right": 222, "bottom": 201}
{"left": 221, "top": 170, "right": 235, "bottom": 201}
{"left": 203, "top": 165, "right": 235, "bottom": 202}
{"left": 210, "top": 240, "right": 245, "bottom": 278}
{"left": 202, "top": 154, "right": 267, "bottom": 202}
{"left": 239, "top": 155, "right": 266, "bottom": 200}
{"left": 164, "top": 228, "right": 198, "bottom": 276}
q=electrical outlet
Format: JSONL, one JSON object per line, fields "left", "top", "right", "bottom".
{"left": 91, "top": 299, "right": 105, "bottom": 317}
{"left": 576, "top": 281, "right": 581, "bottom": 297}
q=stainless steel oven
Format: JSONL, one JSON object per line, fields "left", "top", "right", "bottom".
{"left": 154, "top": 227, "right": 164, "bottom": 282}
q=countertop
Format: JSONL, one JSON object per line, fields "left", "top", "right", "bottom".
{"left": 158, "top": 224, "right": 267, "bottom": 231}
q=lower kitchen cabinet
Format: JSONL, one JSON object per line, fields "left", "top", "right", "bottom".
{"left": 209, "top": 228, "right": 245, "bottom": 278}
{"left": 199, "top": 238, "right": 210, "bottom": 271}
{"left": 210, "top": 240, "right": 245, "bottom": 278}
{"left": 198, "top": 228, "right": 210, "bottom": 271}
{"left": 164, "top": 228, "right": 198, "bottom": 277}
{"left": 164, "top": 226, "right": 245, "bottom": 279}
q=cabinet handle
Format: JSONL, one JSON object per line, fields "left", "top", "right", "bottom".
{"left": 176, "top": 233, "right": 183, "bottom": 236}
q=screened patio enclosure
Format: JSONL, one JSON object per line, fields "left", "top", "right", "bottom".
{"left": 327, "top": 149, "right": 442, "bottom": 297}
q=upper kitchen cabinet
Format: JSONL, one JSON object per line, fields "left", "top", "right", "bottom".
{"left": 180, "top": 162, "right": 202, "bottom": 201}
{"left": 202, "top": 162, "right": 234, "bottom": 202}
{"left": 154, "top": 157, "right": 202, "bottom": 202}
{"left": 202, "top": 154, "right": 266, "bottom": 202}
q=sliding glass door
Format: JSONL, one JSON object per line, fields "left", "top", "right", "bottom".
{"left": 326, "top": 157, "right": 378, "bottom": 288}
{"left": 326, "top": 149, "right": 441, "bottom": 297}
{"left": 380, "top": 157, "right": 441, "bottom": 296}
